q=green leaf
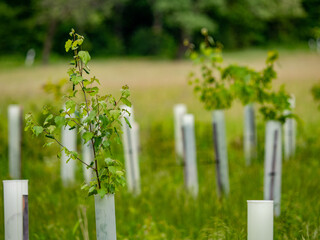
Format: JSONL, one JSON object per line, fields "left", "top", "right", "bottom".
{"left": 120, "top": 97, "right": 131, "bottom": 107}
{"left": 121, "top": 87, "right": 130, "bottom": 98}
{"left": 116, "top": 170, "right": 124, "bottom": 177}
{"left": 55, "top": 116, "right": 66, "bottom": 127}
{"left": 71, "top": 75, "right": 83, "bottom": 85}
{"left": 124, "top": 117, "right": 132, "bottom": 128}
{"left": 83, "top": 79, "right": 91, "bottom": 87}
{"left": 108, "top": 166, "right": 117, "bottom": 174}
{"left": 72, "top": 39, "right": 83, "bottom": 50}
{"left": 110, "top": 110, "right": 121, "bottom": 119}
{"left": 44, "top": 114, "right": 53, "bottom": 126}
{"left": 83, "top": 131, "right": 94, "bottom": 143}
{"left": 97, "top": 188, "right": 107, "bottom": 198}
{"left": 91, "top": 76, "right": 100, "bottom": 85}
{"left": 86, "top": 110, "right": 96, "bottom": 122}
{"left": 65, "top": 39, "right": 72, "bottom": 52}
{"left": 43, "top": 142, "right": 54, "bottom": 147}
{"left": 83, "top": 68, "right": 90, "bottom": 74}
{"left": 78, "top": 51, "right": 91, "bottom": 65}
{"left": 104, "top": 158, "right": 114, "bottom": 166}
{"left": 72, "top": 220, "right": 81, "bottom": 235}
{"left": 33, "top": 126, "right": 43, "bottom": 136}
{"left": 88, "top": 185, "right": 97, "bottom": 196}
{"left": 47, "top": 125, "right": 56, "bottom": 134}
{"left": 45, "top": 134, "right": 54, "bottom": 139}
{"left": 81, "top": 183, "right": 89, "bottom": 190}
{"left": 69, "top": 28, "right": 75, "bottom": 37}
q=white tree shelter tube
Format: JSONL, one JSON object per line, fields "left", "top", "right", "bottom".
{"left": 3, "top": 180, "right": 29, "bottom": 240}
{"left": 82, "top": 137, "right": 94, "bottom": 184}
{"left": 182, "top": 114, "right": 199, "bottom": 198}
{"left": 212, "top": 110, "right": 230, "bottom": 197}
{"left": 174, "top": 104, "right": 187, "bottom": 164}
{"left": 122, "top": 106, "right": 141, "bottom": 195}
{"left": 244, "top": 104, "right": 257, "bottom": 165}
{"left": 95, "top": 194, "right": 117, "bottom": 240}
{"left": 8, "top": 105, "right": 22, "bottom": 179}
{"left": 61, "top": 110, "right": 77, "bottom": 186}
{"left": 81, "top": 113, "right": 94, "bottom": 184}
{"left": 284, "top": 96, "right": 296, "bottom": 160}
{"left": 132, "top": 121, "right": 141, "bottom": 153}
{"left": 247, "top": 200, "right": 273, "bottom": 240}
{"left": 264, "top": 121, "right": 282, "bottom": 217}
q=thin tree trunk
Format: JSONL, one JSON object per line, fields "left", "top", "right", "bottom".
{"left": 153, "top": 11, "right": 163, "bottom": 34}
{"left": 42, "top": 19, "right": 57, "bottom": 65}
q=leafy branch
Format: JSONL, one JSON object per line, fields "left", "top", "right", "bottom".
{"left": 186, "top": 29, "right": 294, "bottom": 123}
{"left": 25, "top": 29, "right": 130, "bottom": 197}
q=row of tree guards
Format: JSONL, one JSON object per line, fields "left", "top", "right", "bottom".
{"left": 2, "top": 179, "right": 275, "bottom": 240}
{"left": 4, "top": 104, "right": 141, "bottom": 240}
{"left": 174, "top": 99, "right": 296, "bottom": 215}
{"left": 4, "top": 98, "right": 296, "bottom": 239}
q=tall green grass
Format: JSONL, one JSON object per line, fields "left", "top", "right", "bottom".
{"left": 0, "top": 102, "right": 319, "bottom": 239}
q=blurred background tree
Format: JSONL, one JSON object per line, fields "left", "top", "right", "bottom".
{"left": 0, "top": 0, "right": 318, "bottom": 62}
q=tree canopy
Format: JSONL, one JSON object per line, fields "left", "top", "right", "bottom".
{"left": 0, "top": 0, "right": 318, "bottom": 61}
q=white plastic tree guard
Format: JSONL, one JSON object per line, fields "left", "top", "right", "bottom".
{"left": 25, "top": 49, "right": 36, "bottom": 67}
{"left": 174, "top": 104, "right": 187, "bottom": 163}
{"left": 8, "top": 105, "right": 22, "bottom": 179}
{"left": 212, "top": 110, "right": 230, "bottom": 197}
{"left": 3, "top": 180, "right": 29, "bottom": 240}
{"left": 121, "top": 106, "right": 141, "bottom": 195}
{"left": 95, "top": 194, "right": 117, "bottom": 240}
{"left": 132, "top": 121, "right": 141, "bottom": 153}
{"left": 284, "top": 96, "right": 296, "bottom": 160}
{"left": 182, "top": 114, "right": 199, "bottom": 198}
{"left": 61, "top": 114, "right": 77, "bottom": 186}
{"left": 247, "top": 200, "right": 273, "bottom": 240}
{"left": 82, "top": 138, "right": 94, "bottom": 184}
{"left": 244, "top": 104, "right": 257, "bottom": 165}
{"left": 264, "top": 121, "right": 282, "bottom": 217}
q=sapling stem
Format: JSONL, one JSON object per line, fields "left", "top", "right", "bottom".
{"left": 76, "top": 52, "right": 101, "bottom": 189}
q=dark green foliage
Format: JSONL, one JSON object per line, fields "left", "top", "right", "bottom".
{"left": 0, "top": 0, "right": 318, "bottom": 60}
{"left": 129, "top": 28, "right": 177, "bottom": 58}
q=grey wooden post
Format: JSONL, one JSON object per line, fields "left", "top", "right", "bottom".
{"left": 122, "top": 106, "right": 141, "bottom": 195}
{"left": 182, "top": 114, "right": 199, "bottom": 198}
{"left": 212, "top": 110, "right": 230, "bottom": 197}
{"left": 94, "top": 194, "right": 117, "bottom": 240}
{"left": 244, "top": 104, "right": 257, "bottom": 165}
{"left": 264, "top": 120, "right": 282, "bottom": 217}
{"left": 8, "top": 105, "right": 22, "bottom": 179}
{"left": 174, "top": 104, "right": 187, "bottom": 163}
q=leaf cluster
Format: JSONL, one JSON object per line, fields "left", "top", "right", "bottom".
{"left": 25, "top": 29, "right": 131, "bottom": 196}
{"left": 187, "top": 29, "right": 294, "bottom": 123}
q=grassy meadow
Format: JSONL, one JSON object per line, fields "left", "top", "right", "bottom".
{"left": 0, "top": 48, "right": 320, "bottom": 239}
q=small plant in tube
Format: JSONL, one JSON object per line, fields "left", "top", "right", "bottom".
{"left": 25, "top": 29, "right": 131, "bottom": 197}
